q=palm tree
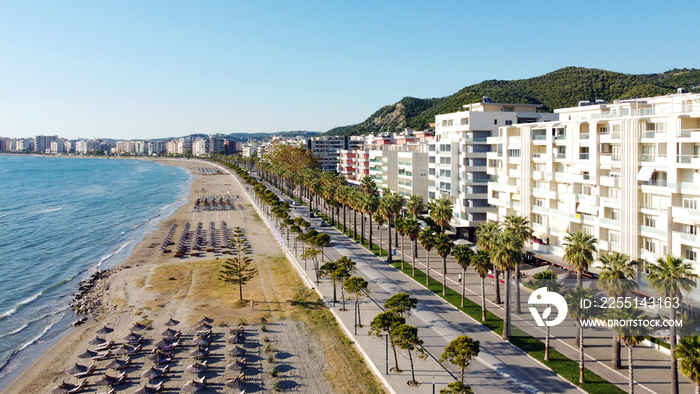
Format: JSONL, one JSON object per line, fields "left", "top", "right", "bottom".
{"left": 503, "top": 215, "right": 531, "bottom": 314}
{"left": 419, "top": 228, "right": 436, "bottom": 286}
{"left": 374, "top": 211, "right": 386, "bottom": 257}
{"left": 565, "top": 286, "right": 597, "bottom": 384}
{"left": 472, "top": 250, "right": 490, "bottom": 321}
{"left": 676, "top": 336, "right": 700, "bottom": 394}
{"left": 406, "top": 194, "right": 424, "bottom": 219}
{"left": 403, "top": 218, "right": 421, "bottom": 277}
{"left": 359, "top": 176, "right": 378, "bottom": 246}
{"left": 434, "top": 233, "right": 454, "bottom": 296}
{"left": 597, "top": 252, "right": 637, "bottom": 370}
{"left": 647, "top": 255, "right": 699, "bottom": 394}
{"left": 476, "top": 222, "right": 502, "bottom": 304}
{"left": 609, "top": 307, "right": 650, "bottom": 394}
{"left": 530, "top": 271, "right": 561, "bottom": 361}
{"left": 363, "top": 194, "right": 379, "bottom": 250}
{"left": 454, "top": 245, "right": 475, "bottom": 307}
{"left": 563, "top": 230, "right": 598, "bottom": 287}
{"left": 395, "top": 217, "right": 407, "bottom": 270}
{"left": 429, "top": 197, "right": 453, "bottom": 233}
{"left": 491, "top": 231, "right": 522, "bottom": 340}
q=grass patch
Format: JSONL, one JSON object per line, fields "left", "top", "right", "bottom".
{"left": 390, "top": 261, "right": 625, "bottom": 394}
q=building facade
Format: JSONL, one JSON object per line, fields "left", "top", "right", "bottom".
{"left": 487, "top": 91, "right": 700, "bottom": 272}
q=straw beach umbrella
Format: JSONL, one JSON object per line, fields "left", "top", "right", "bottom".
{"left": 153, "top": 339, "right": 170, "bottom": 349}
{"left": 197, "top": 317, "right": 213, "bottom": 325}
{"left": 185, "top": 361, "right": 208, "bottom": 374}
{"left": 113, "top": 345, "right": 130, "bottom": 356}
{"left": 77, "top": 349, "right": 97, "bottom": 359}
{"left": 225, "top": 378, "right": 244, "bottom": 390}
{"left": 226, "top": 360, "right": 245, "bottom": 371}
{"left": 88, "top": 336, "right": 106, "bottom": 345}
{"left": 194, "top": 323, "right": 211, "bottom": 331}
{"left": 227, "top": 335, "right": 244, "bottom": 344}
{"left": 105, "top": 357, "right": 129, "bottom": 370}
{"left": 65, "top": 363, "right": 88, "bottom": 375}
{"left": 123, "top": 332, "right": 142, "bottom": 341}
{"left": 95, "top": 325, "right": 113, "bottom": 335}
{"left": 130, "top": 322, "right": 146, "bottom": 331}
{"left": 227, "top": 346, "right": 246, "bottom": 357}
{"left": 164, "top": 317, "right": 179, "bottom": 327}
{"left": 189, "top": 347, "right": 209, "bottom": 359}
{"left": 161, "top": 328, "right": 178, "bottom": 337}
{"left": 141, "top": 366, "right": 163, "bottom": 381}
{"left": 181, "top": 379, "right": 205, "bottom": 392}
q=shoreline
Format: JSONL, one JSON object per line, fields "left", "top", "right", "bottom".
{"left": 0, "top": 157, "right": 195, "bottom": 393}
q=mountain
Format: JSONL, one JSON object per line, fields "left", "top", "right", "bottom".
{"left": 326, "top": 67, "right": 700, "bottom": 136}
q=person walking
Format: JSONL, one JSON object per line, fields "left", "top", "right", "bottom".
{"left": 250, "top": 300, "right": 254, "bottom": 311}
{"left": 458, "top": 273, "right": 462, "bottom": 284}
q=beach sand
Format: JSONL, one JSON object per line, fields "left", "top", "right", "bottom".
{"left": 1, "top": 158, "right": 368, "bottom": 394}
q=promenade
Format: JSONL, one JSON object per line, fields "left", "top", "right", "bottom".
{"left": 215, "top": 161, "right": 584, "bottom": 394}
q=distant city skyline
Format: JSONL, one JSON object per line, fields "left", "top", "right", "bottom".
{"left": 1, "top": 1, "right": 699, "bottom": 140}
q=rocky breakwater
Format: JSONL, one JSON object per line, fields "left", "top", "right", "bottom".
{"left": 70, "top": 269, "right": 112, "bottom": 317}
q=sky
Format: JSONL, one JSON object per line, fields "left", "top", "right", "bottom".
{"left": 1, "top": 1, "right": 698, "bottom": 140}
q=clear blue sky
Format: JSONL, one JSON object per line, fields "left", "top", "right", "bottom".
{"left": 1, "top": 1, "right": 697, "bottom": 140}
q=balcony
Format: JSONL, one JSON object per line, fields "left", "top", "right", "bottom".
{"left": 599, "top": 217, "right": 620, "bottom": 228}
{"left": 678, "top": 155, "right": 700, "bottom": 165}
{"left": 579, "top": 133, "right": 590, "bottom": 140}
{"left": 640, "top": 130, "right": 666, "bottom": 139}
{"left": 674, "top": 207, "right": 700, "bottom": 219}
{"left": 640, "top": 225, "right": 667, "bottom": 237}
{"left": 555, "top": 153, "right": 567, "bottom": 160}
{"left": 640, "top": 154, "right": 666, "bottom": 162}
{"left": 677, "top": 129, "right": 700, "bottom": 138}
{"left": 602, "top": 197, "right": 621, "bottom": 207}
{"left": 600, "top": 176, "right": 619, "bottom": 187}
{"left": 579, "top": 153, "right": 590, "bottom": 160}
{"left": 533, "top": 152, "right": 547, "bottom": 161}
{"left": 554, "top": 133, "right": 567, "bottom": 140}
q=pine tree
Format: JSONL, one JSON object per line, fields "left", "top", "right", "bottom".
{"left": 219, "top": 227, "right": 257, "bottom": 300}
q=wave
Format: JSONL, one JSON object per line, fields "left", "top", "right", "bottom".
{"left": 0, "top": 324, "right": 29, "bottom": 339}
{"left": 0, "top": 291, "right": 43, "bottom": 320}
{"left": 37, "top": 207, "right": 62, "bottom": 214}
{"left": 16, "top": 322, "right": 55, "bottom": 352}
{"left": 94, "top": 239, "right": 135, "bottom": 268}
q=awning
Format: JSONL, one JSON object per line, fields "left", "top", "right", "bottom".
{"left": 551, "top": 217, "right": 569, "bottom": 233}
{"left": 638, "top": 166, "right": 655, "bottom": 182}
{"left": 532, "top": 231, "right": 546, "bottom": 239}
{"left": 577, "top": 204, "right": 599, "bottom": 215}
{"left": 511, "top": 193, "right": 521, "bottom": 201}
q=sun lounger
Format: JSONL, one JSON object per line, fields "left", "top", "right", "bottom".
{"left": 115, "top": 358, "right": 132, "bottom": 370}
{"left": 68, "top": 379, "right": 88, "bottom": 393}
{"left": 126, "top": 336, "right": 143, "bottom": 345}
{"left": 127, "top": 344, "right": 143, "bottom": 355}
{"left": 73, "top": 364, "right": 96, "bottom": 378}
{"left": 196, "top": 329, "right": 212, "bottom": 337}
{"left": 91, "top": 350, "right": 112, "bottom": 360}
{"left": 160, "top": 339, "right": 180, "bottom": 350}
{"left": 94, "top": 339, "right": 114, "bottom": 351}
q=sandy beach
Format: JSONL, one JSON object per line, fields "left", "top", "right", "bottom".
{"left": 1, "top": 158, "right": 381, "bottom": 394}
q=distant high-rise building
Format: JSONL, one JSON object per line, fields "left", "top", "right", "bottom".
{"left": 35, "top": 135, "right": 58, "bottom": 153}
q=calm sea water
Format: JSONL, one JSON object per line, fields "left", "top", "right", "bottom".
{"left": 0, "top": 156, "right": 191, "bottom": 387}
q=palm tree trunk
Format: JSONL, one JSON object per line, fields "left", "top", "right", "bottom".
{"left": 343, "top": 204, "right": 347, "bottom": 233}
{"left": 414, "top": 238, "right": 418, "bottom": 259}
{"left": 481, "top": 277, "right": 486, "bottom": 321}
{"left": 378, "top": 223, "right": 382, "bottom": 256}
{"left": 503, "top": 267, "right": 511, "bottom": 340}
{"left": 612, "top": 334, "right": 621, "bottom": 369}
{"left": 577, "top": 269, "right": 583, "bottom": 288}
{"left": 425, "top": 252, "right": 431, "bottom": 285}
{"left": 494, "top": 270, "right": 502, "bottom": 304}
{"left": 387, "top": 219, "right": 393, "bottom": 263}
{"left": 545, "top": 324, "right": 550, "bottom": 361}
{"left": 461, "top": 268, "right": 465, "bottom": 308}
{"left": 629, "top": 345, "right": 635, "bottom": 394}
{"left": 671, "top": 308, "right": 679, "bottom": 394}
{"left": 442, "top": 257, "right": 447, "bottom": 296}
{"left": 361, "top": 212, "right": 366, "bottom": 245}
{"left": 400, "top": 230, "right": 405, "bottom": 270}
{"left": 353, "top": 209, "right": 357, "bottom": 240}
{"left": 411, "top": 240, "right": 416, "bottom": 276}
{"left": 579, "top": 324, "right": 585, "bottom": 384}
{"left": 514, "top": 265, "right": 522, "bottom": 314}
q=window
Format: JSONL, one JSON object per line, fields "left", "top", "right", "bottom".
{"left": 554, "top": 128, "right": 566, "bottom": 139}
{"left": 439, "top": 157, "right": 451, "bottom": 165}
{"left": 428, "top": 168, "right": 435, "bottom": 175}
{"left": 581, "top": 185, "right": 593, "bottom": 195}
{"left": 508, "top": 149, "right": 521, "bottom": 158}
{"left": 535, "top": 181, "right": 547, "bottom": 190}
{"left": 599, "top": 126, "right": 608, "bottom": 134}
{"left": 684, "top": 198, "right": 699, "bottom": 210}
{"left": 506, "top": 120, "right": 513, "bottom": 126}
{"left": 608, "top": 188, "right": 620, "bottom": 199}
{"left": 643, "top": 215, "right": 656, "bottom": 228}
{"left": 557, "top": 147, "right": 566, "bottom": 159}
{"left": 429, "top": 144, "right": 435, "bottom": 152}
{"left": 535, "top": 198, "right": 545, "bottom": 207}
{"left": 429, "top": 156, "right": 436, "bottom": 163}
{"left": 441, "top": 119, "right": 454, "bottom": 127}
{"left": 532, "top": 129, "right": 547, "bottom": 140}
{"left": 685, "top": 249, "right": 697, "bottom": 262}
{"left": 609, "top": 231, "right": 620, "bottom": 244}
{"left": 579, "top": 146, "right": 590, "bottom": 160}
{"left": 611, "top": 209, "right": 620, "bottom": 221}
{"left": 460, "top": 118, "right": 469, "bottom": 125}
{"left": 440, "top": 144, "right": 451, "bottom": 152}
{"left": 644, "top": 238, "right": 657, "bottom": 253}
{"left": 612, "top": 145, "right": 621, "bottom": 160}
{"left": 439, "top": 169, "right": 451, "bottom": 178}
{"left": 533, "top": 214, "right": 545, "bottom": 225}
{"left": 582, "top": 226, "right": 594, "bottom": 236}
{"left": 582, "top": 171, "right": 590, "bottom": 180}
{"left": 439, "top": 182, "right": 451, "bottom": 191}
{"left": 494, "top": 119, "right": 498, "bottom": 125}
{"left": 686, "top": 225, "right": 698, "bottom": 235}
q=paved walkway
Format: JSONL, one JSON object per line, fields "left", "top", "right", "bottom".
{"left": 212, "top": 163, "right": 585, "bottom": 394}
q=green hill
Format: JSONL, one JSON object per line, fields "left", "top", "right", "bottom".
{"left": 327, "top": 67, "right": 700, "bottom": 136}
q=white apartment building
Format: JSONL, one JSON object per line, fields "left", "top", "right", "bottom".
{"left": 76, "top": 140, "right": 101, "bottom": 154}
{"left": 430, "top": 100, "right": 557, "bottom": 239}
{"left": 397, "top": 145, "right": 429, "bottom": 200}
{"left": 368, "top": 149, "right": 398, "bottom": 193}
{"left": 337, "top": 149, "right": 370, "bottom": 182}
{"left": 487, "top": 90, "right": 700, "bottom": 273}
{"left": 308, "top": 136, "right": 364, "bottom": 172}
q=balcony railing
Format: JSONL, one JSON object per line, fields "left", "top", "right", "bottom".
{"left": 532, "top": 135, "right": 547, "bottom": 141}
{"left": 640, "top": 180, "right": 668, "bottom": 187}
{"left": 556, "top": 153, "right": 566, "bottom": 159}
{"left": 678, "top": 129, "right": 700, "bottom": 137}
{"left": 579, "top": 153, "right": 590, "bottom": 160}
{"left": 678, "top": 155, "right": 700, "bottom": 164}
{"left": 579, "top": 133, "right": 590, "bottom": 140}
{"left": 555, "top": 133, "right": 567, "bottom": 140}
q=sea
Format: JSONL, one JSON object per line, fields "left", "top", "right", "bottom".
{"left": 0, "top": 155, "right": 192, "bottom": 389}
